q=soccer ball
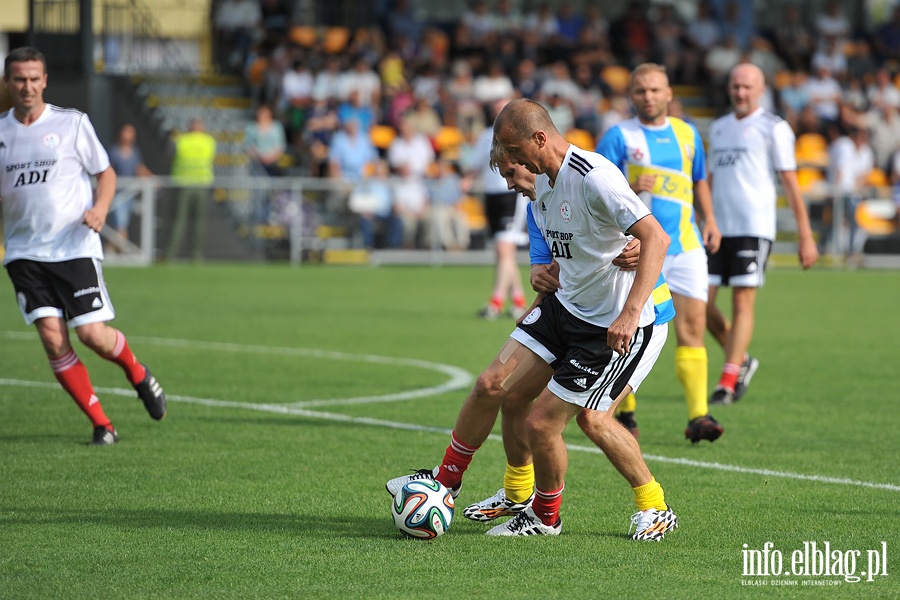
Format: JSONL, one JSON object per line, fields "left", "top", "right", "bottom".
{"left": 391, "top": 479, "right": 454, "bottom": 539}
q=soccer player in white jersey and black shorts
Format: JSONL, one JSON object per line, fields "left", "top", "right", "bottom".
{"left": 470, "top": 99, "right": 530, "bottom": 320}
{"left": 706, "top": 63, "right": 819, "bottom": 406}
{"left": 388, "top": 99, "right": 679, "bottom": 540}
{"left": 0, "top": 47, "right": 167, "bottom": 445}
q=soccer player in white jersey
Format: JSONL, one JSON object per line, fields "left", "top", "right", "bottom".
{"left": 387, "top": 99, "right": 679, "bottom": 540}
{"left": 706, "top": 63, "right": 819, "bottom": 406}
{"left": 0, "top": 47, "right": 167, "bottom": 445}
{"left": 596, "top": 63, "right": 723, "bottom": 443}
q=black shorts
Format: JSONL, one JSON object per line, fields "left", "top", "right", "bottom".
{"left": 510, "top": 294, "right": 667, "bottom": 411}
{"left": 708, "top": 236, "right": 771, "bottom": 288}
{"left": 484, "top": 191, "right": 520, "bottom": 237}
{"left": 5, "top": 258, "right": 115, "bottom": 326}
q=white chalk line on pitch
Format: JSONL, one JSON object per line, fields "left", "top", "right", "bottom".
{"left": 1, "top": 377, "right": 898, "bottom": 494}
{"left": 0, "top": 330, "right": 474, "bottom": 406}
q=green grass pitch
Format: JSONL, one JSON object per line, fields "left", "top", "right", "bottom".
{"left": 0, "top": 263, "right": 898, "bottom": 599}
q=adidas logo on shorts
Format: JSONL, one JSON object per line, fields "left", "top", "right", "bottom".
{"left": 574, "top": 377, "right": 587, "bottom": 388}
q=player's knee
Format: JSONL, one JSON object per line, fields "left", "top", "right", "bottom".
{"left": 75, "top": 324, "right": 108, "bottom": 352}
{"left": 576, "top": 408, "right": 610, "bottom": 437}
{"left": 472, "top": 370, "right": 506, "bottom": 402}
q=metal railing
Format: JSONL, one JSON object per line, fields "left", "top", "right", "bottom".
{"left": 102, "top": 176, "right": 900, "bottom": 268}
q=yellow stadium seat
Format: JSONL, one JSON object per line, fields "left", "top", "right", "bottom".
{"left": 601, "top": 65, "right": 631, "bottom": 94}
{"left": 370, "top": 124, "right": 397, "bottom": 150}
{"left": 773, "top": 70, "right": 793, "bottom": 90}
{"left": 564, "top": 128, "right": 595, "bottom": 150}
{"left": 433, "top": 126, "right": 465, "bottom": 153}
{"left": 864, "top": 167, "right": 889, "bottom": 188}
{"left": 459, "top": 195, "right": 487, "bottom": 230}
{"left": 796, "top": 166, "right": 825, "bottom": 193}
{"left": 795, "top": 132, "right": 829, "bottom": 167}
{"left": 855, "top": 200, "right": 898, "bottom": 236}
{"left": 323, "top": 27, "right": 351, "bottom": 54}
{"left": 290, "top": 26, "right": 317, "bottom": 48}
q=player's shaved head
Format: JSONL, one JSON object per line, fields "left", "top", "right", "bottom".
{"left": 727, "top": 62, "right": 766, "bottom": 118}
{"left": 494, "top": 98, "right": 558, "bottom": 142}
{"left": 729, "top": 63, "right": 765, "bottom": 89}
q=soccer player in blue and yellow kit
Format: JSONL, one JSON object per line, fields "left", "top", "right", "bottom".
{"left": 596, "top": 63, "right": 724, "bottom": 442}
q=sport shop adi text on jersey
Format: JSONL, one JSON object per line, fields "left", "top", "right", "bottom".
{"left": 0, "top": 105, "right": 111, "bottom": 264}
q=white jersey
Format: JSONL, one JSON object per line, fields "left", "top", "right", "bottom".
{"left": 532, "top": 145, "right": 655, "bottom": 328}
{"left": 0, "top": 105, "right": 110, "bottom": 264}
{"left": 707, "top": 107, "right": 796, "bottom": 240}
{"left": 473, "top": 127, "right": 514, "bottom": 194}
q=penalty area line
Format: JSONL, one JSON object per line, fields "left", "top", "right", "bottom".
{"left": 1, "top": 377, "right": 898, "bottom": 494}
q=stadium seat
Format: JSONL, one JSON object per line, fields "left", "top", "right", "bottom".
{"left": 773, "top": 70, "right": 792, "bottom": 90}
{"left": 796, "top": 166, "right": 826, "bottom": 195}
{"left": 323, "top": 27, "right": 351, "bottom": 54}
{"left": 855, "top": 199, "right": 898, "bottom": 236}
{"left": 600, "top": 65, "right": 631, "bottom": 94}
{"left": 290, "top": 26, "right": 318, "bottom": 48}
{"left": 433, "top": 125, "right": 465, "bottom": 155}
{"left": 864, "top": 167, "right": 889, "bottom": 188}
{"left": 795, "top": 133, "right": 829, "bottom": 168}
{"left": 370, "top": 124, "right": 397, "bottom": 150}
{"left": 564, "top": 128, "right": 595, "bottom": 150}
{"left": 459, "top": 195, "right": 488, "bottom": 231}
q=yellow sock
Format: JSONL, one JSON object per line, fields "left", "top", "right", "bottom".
{"left": 503, "top": 463, "right": 535, "bottom": 503}
{"left": 675, "top": 346, "right": 709, "bottom": 421}
{"left": 633, "top": 477, "right": 667, "bottom": 511}
{"left": 616, "top": 392, "right": 637, "bottom": 414}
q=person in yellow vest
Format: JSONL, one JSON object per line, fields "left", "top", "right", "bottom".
{"left": 166, "top": 118, "right": 216, "bottom": 261}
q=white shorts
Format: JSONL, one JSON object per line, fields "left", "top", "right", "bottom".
{"left": 662, "top": 247, "right": 708, "bottom": 301}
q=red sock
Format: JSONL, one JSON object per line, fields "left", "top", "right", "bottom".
{"left": 718, "top": 362, "right": 740, "bottom": 392}
{"left": 435, "top": 430, "right": 479, "bottom": 490}
{"left": 102, "top": 329, "right": 146, "bottom": 385}
{"left": 512, "top": 293, "right": 526, "bottom": 308}
{"left": 489, "top": 295, "right": 504, "bottom": 310}
{"left": 51, "top": 350, "right": 112, "bottom": 429}
{"left": 532, "top": 484, "right": 564, "bottom": 526}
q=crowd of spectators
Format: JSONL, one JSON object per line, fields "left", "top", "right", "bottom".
{"left": 213, "top": 0, "right": 900, "bottom": 250}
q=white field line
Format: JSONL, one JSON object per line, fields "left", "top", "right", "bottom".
{"left": 0, "top": 378, "right": 898, "bottom": 493}
{"left": 0, "top": 331, "right": 473, "bottom": 406}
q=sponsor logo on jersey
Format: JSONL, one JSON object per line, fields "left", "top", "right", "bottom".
{"left": 0, "top": 140, "right": 6, "bottom": 149}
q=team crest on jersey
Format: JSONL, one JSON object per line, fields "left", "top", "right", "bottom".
{"left": 632, "top": 148, "right": 644, "bottom": 161}
{"left": 559, "top": 201, "right": 572, "bottom": 223}
{"left": 43, "top": 133, "right": 61, "bottom": 148}
{"left": 522, "top": 307, "right": 541, "bottom": 325}
{"left": 683, "top": 144, "right": 695, "bottom": 160}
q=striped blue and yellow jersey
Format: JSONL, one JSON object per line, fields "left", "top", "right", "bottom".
{"left": 596, "top": 116, "right": 706, "bottom": 255}
{"left": 527, "top": 202, "right": 675, "bottom": 326}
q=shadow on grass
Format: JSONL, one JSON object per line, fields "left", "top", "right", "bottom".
{"left": 0, "top": 506, "right": 494, "bottom": 539}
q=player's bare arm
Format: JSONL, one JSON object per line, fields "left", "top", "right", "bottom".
{"left": 693, "top": 178, "right": 721, "bottom": 253}
{"left": 778, "top": 170, "right": 819, "bottom": 269}
{"left": 630, "top": 174, "right": 656, "bottom": 195}
{"left": 82, "top": 166, "right": 116, "bottom": 233}
{"left": 530, "top": 261, "right": 560, "bottom": 294}
{"left": 609, "top": 215, "right": 669, "bottom": 355}
{"left": 612, "top": 237, "right": 641, "bottom": 270}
